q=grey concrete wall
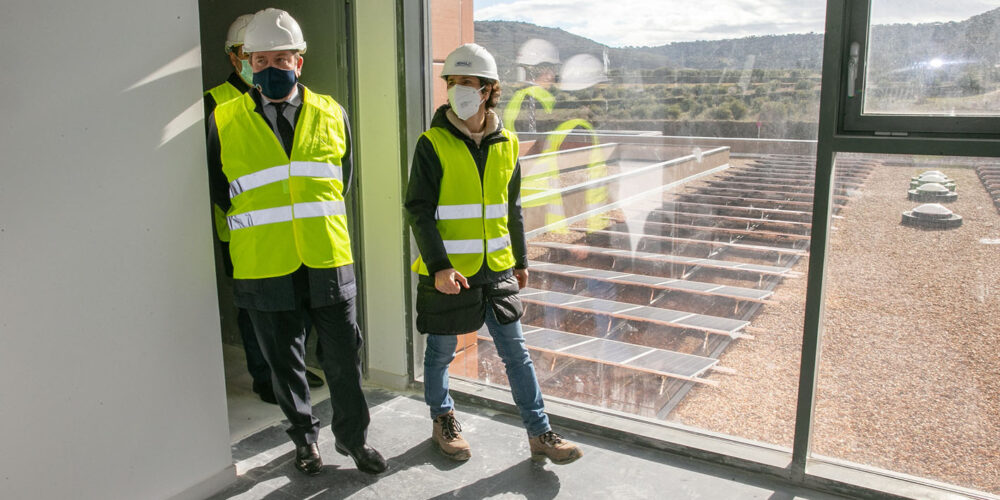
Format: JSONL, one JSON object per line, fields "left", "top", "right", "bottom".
{"left": 0, "top": 1, "right": 234, "bottom": 498}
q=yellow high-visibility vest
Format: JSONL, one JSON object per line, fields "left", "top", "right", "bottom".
{"left": 214, "top": 88, "right": 353, "bottom": 279}
{"left": 412, "top": 126, "right": 518, "bottom": 277}
{"left": 205, "top": 81, "right": 246, "bottom": 242}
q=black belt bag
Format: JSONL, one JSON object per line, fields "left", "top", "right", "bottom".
{"left": 486, "top": 275, "right": 524, "bottom": 325}
{"left": 416, "top": 275, "right": 524, "bottom": 335}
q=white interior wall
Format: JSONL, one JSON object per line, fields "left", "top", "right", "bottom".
{"left": 0, "top": 1, "right": 234, "bottom": 499}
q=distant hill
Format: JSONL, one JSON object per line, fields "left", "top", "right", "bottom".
{"left": 475, "top": 8, "right": 1000, "bottom": 76}
{"left": 865, "top": 8, "right": 1000, "bottom": 76}
{"left": 635, "top": 33, "right": 823, "bottom": 71}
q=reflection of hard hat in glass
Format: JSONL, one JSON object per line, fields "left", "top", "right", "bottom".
{"left": 516, "top": 39, "right": 560, "bottom": 66}
{"left": 559, "top": 54, "right": 608, "bottom": 91}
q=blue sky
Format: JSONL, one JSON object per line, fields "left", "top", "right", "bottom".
{"left": 473, "top": 0, "right": 999, "bottom": 47}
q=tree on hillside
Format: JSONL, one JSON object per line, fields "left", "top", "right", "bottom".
{"left": 709, "top": 106, "right": 734, "bottom": 120}
{"left": 728, "top": 100, "right": 748, "bottom": 120}
{"left": 758, "top": 101, "right": 789, "bottom": 122}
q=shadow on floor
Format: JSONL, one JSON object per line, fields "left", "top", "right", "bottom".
{"left": 212, "top": 387, "right": 844, "bottom": 500}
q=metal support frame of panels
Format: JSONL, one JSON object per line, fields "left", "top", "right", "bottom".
{"left": 478, "top": 326, "right": 722, "bottom": 385}
{"left": 530, "top": 261, "right": 776, "bottom": 304}
{"left": 530, "top": 241, "right": 802, "bottom": 278}
{"left": 520, "top": 288, "right": 751, "bottom": 338}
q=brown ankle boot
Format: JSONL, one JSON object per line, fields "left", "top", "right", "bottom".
{"left": 432, "top": 411, "right": 471, "bottom": 461}
{"left": 529, "top": 430, "right": 582, "bottom": 464}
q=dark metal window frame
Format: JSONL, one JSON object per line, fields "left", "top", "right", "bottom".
{"left": 397, "top": 0, "right": 433, "bottom": 384}
{"left": 799, "top": 0, "right": 1000, "bottom": 494}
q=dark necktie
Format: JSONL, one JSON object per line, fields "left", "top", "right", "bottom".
{"left": 274, "top": 102, "right": 294, "bottom": 157}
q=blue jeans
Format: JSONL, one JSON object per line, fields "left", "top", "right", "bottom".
{"left": 423, "top": 307, "right": 551, "bottom": 437}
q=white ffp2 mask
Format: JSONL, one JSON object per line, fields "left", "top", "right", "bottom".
{"left": 448, "top": 84, "right": 485, "bottom": 120}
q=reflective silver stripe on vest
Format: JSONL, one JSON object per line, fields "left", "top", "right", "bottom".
{"left": 229, "top": 162, "right": 343, "bottom": 198}
{"left": 293, "top": 200, "right": 346, "bottom": 218}
{"left": 487, "top": 235, "right": 511, "bottom": 253}
{"left": 484, "top": 203, "right": 507, "bottom": 219}
{"left": 441, "top": 239, "right": 483, "bottom": 254}
{"left": 441, "top": 235, "right": 510, "bottom": 255}
{"left": 435, "top": 203, "right": 507, "bottom": 220}
{"left": 290, "top": 161, "right": 342, "bottom": 181}
{"left": 229, "top": 165, "right": 288, "bottom": 198}
{"left": 228, "top": 201, "right": 346, "bottom": 230}
{"left": 436, "top": 204, "right": 481, "bottom": 220}
{"left": 228, "top": 206, "right": 293, "bottom": 230}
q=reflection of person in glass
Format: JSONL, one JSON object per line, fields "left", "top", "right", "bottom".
{"left": 206, "top": 8, "right": 385, "bottom": 477}
{"left": 405, "top": 43, "right": 583, "bottom": 464}
{"left": 515, "top": 38, "right": 560, "bottom": 132}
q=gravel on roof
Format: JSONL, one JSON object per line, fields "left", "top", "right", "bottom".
{"left": 670, "top": 161, "right": 1000, "bottom": 495}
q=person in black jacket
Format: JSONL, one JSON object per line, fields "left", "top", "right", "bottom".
{"left": 207, "top": 8, "right": 385, "bottom": 477}
{"left": 204, "top": 13, "right": 327, "bottom": 405}
{"left": 405, "top": 43, "right": 582, "bottom": 465}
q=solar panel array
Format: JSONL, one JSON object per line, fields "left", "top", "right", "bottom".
{"left": 504, "top": 154, "right": 876, "bottom": 411}
{"left": 478, "top": 326, "right": 718, "bottom": 383}
{"left": 520, "top": 288, "right": 750, "bottom": 337}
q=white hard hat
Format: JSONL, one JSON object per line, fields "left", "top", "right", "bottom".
{"left": 559, "top": 54, "right": 608, "bottom": 91}
{"left": 442, "top": 43, "right": 498, "bottom": 81}
{"left": 225, "top": 14, "right": 255, "bottom": 53}
{"left": 243, "top": 8, "right": 307, "bottom": 54}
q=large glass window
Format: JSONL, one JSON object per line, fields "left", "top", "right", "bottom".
{"left": 412, "top": 1, "right": 1000, "bottom": 497}
{"left": 842, "top": 0, "right": 1000, "bottom": 136}
{"left": 863, "top": 0, "right": 1000, "bottom": 116}
{"left": 423, "top": 0, "right": 828, "bottom": 451}
{"left": 812, "top": 152, "right": 1000, "bottom": 495}
{"left": 808, "top": 4, "right": 1000, "bottom": 494}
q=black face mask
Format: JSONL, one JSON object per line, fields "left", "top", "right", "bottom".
{"left": 253, "top": 66, "right": 297, "bottom": 100}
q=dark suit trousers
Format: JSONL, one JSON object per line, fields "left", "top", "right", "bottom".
{"left": 247, "top": 297, "right": 369, "bottom": 448}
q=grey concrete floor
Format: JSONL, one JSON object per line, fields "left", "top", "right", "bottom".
{"left": 210, "top": 384, "right": 846, "bottom": 500}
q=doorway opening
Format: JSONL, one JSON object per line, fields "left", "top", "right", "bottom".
{"left": 197, "top": 0, "right": 359, "bottom": 443}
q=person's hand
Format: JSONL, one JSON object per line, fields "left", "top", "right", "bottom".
{"left": 514, "top": 268, "right": 529, "bottom": 289}
{"left": 434, "top": 268, "right": 469, "bottom": 294}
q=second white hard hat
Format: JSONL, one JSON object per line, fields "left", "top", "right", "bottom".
{"left": 243, "top": 8, "right": 307, "bottom": 54}
{"left": 442, "top": 43, "right": 498, "bottom": 81}
{"left": 225, "top": 14, "right": 255, "bottom": 53}
{"left": 516, "top": 38, "right": 559, "bottom": 66}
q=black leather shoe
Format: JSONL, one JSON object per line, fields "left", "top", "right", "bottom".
{"left": 305, "top": 369, "right": 325, "bottom": 388}
{"left": 294, "top": 443, "right": 323, "bottom": 475}
{"left": 252, "top": 382, "right": 278, "bottom": 405}
{"left": 335, "top": 442, "right": 387, "bottom": 474}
